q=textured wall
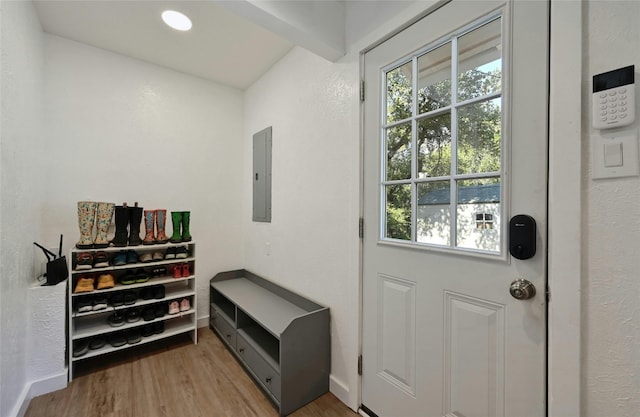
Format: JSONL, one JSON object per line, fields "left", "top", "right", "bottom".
{"left": 42, "top": 35, "right": 246, "bottom": 324}
{"left": 584, "top": 2, "right": 640, "bottom": 416}
{"left": 243, "top": 46, "right": 360, "bottom": 409}
{"left": 0, "top": 1, "right": 46, "bottom": 416}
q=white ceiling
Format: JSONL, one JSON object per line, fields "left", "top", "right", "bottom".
{"left": 33, "top": 1, "right": 295, "bottom": 90}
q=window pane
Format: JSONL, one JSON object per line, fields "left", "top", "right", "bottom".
{"left": 456, "top": 178, "right": 500, "bottom": 251}
{"left": 457, "top": 98, "right": 501, "bottom": 174}
{"left": 417, "top": 181, "right": 451, "bottom": 245}
{"left": 418, "top": 112, "right": 451, "bottom": 178}
{"left": 386, "top": 122, "right": 412, "bottom": 181}
{"left": 458, "top": 18, "right": 502, "bottom": 101}
{"left": 418, "top": 43, "right": 452, "bottom": 113}
{"left": 386, "top": 62, "right": 413, "bottom": 124}
{"left": 385, "top": 184, "right": 411, "bottom": 240}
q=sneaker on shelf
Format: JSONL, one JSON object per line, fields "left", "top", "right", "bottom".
{"left": 172, "top": 265, "right": 182, "bottom": 279}
{"left": 72, "top": 340, "right": 90, "bottom": 357}
{"left": 75, "top": 297, "right": 93, "bottom": 313}
{"left": 168, "top": 300, "right": 180, "bottom": 315}
{"left": 75, "top": 252, "right": 93, "bottom": 270}
{"left": 126, "top": 329, "right": 142, "bottom": 344}
{"left": 154, "top": 303, "right": 167, "bottom": 318}
{"left": 139, "top": 287, "right": 153, "bottom": 300}
{"left": 181, "top": 263, "right": 190, "bottom": 277}
{"left": 108, "top": 332, "right": 126, "bottom": 347}
{"left": 92, "top": 294, "right": 108, "bottom": 311}
{"left": 126, "top": 250, "right": 138, "bottom": 264}
{"left": 107, "top": 311, "right": 125, "bottom": 327}
{"left": 109, "top": 293, "right": 124, "bottom": 307}
{"left": 125, "top": 309, "right": 140, "bottom": 323}
{"left": 139, "top": 252, "right": 153, "bottom": 263}
{"left": 123, "top": 291, "right": 137, "bottom": 305}
{"left": 179, "top": 298, "right": 190, "bottom": 312}
{"left": 112, "top": 251, "right": 127, "bottom": 266}
{"left": 152, "top": 285, "right": 165, "bottom": 300}
{"left": 74, "top": 276, "right": 95, "bottom": 293}
{"left": 164, "top": 247, "right": 176, "bottom": 260}
{"left": 96, "top": 273, "right": 115, "bottom": 290}
{"left": 175, "top": 246, "right": 188, "bottom": 259}
{"left": 93, "top": 251, "right": 109, "bottom": 268}
{"left": 141, "top": 324, "right": 155, "bottom": 337}
{"left": 134, "top": 269, "right": 150, "bottom": 283}
{"left": 153, "top": 321, "right": 165, "bottom": 334}
{"left": 142, "top": 307, "right": 155, "bottom": 322}
{"left": 118, "top": 272, "right": 136, "bottom": 285}
{"left": 152, "top": 251, "right": 164, "bottom": 261}
{"left": 89, "top": 337, "right": 106, "bottom": 350}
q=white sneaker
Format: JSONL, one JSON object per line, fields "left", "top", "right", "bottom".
{"left": 180, "top": 298, "right": 190, "bottom": 312}
{"left": 168, "top": 300, "right": 180, "bottom": 315}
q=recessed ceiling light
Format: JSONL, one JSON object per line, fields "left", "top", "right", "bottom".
{"left": 162, "top": 10, "right": 192, "bottom": 31}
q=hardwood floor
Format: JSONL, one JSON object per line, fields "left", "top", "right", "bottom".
{"left": 25, "top": 328, "right": 357, "bottom": 417}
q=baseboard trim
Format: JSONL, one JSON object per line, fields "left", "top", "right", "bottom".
{"left": 13, "top": 371, "right": 67, "bottom": 417}
{"left": 197, "top": 315, "right": 210, "bottom": 329}
{"left": 330, "top": 374, "right": 357, "bottom": 411}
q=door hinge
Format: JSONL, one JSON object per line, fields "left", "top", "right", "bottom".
{"left": 359, "top": 217, "right": 364, "bottom": 239}
{"left": 546, "top": 286, "right": 551, "bottom": 303}
{"left": 360, "top": 80, "right": 365, "bottom": 102}
{"left": 358, "top": 354, "right": 363, "bottom": 375}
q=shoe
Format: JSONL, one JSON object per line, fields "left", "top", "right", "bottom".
{"left": 73, "top": 340, "right": 90, "bottom": 357}
{"left": 140, "top": 287, "right": 153, "bottom": 300}
{"left": 142, "top": 307, "right": 156, "bottom": 322}
{"left": 152, "top": 251, "right": 164, "bottom": 261}
{"left": 89, "top": 337, "right": 106, "bottom": 350}
{"left": 112, "top": 251, "right": 127, "bottom": 266}
{"left": 109, "top": 293, "right": 124, "bottom": 307}
{"left": 142, "top": 210, "right": 157, "bottom": 245}
{"left": 92, "top": 251, "right": 109, "bottom": 268}
{"left": 153, "top": 321, "right": 165, "bottom": 334}
{"left": 108, "top": 332, "right": 126, "bottom": 347}
{"left": 175, "top": 246, "right": 188, "bottom": 259}
{"left": 75, "top": 297, "right": 93, "bottom": 313}
{"left": 152, "top": 285, "right": 165, "bottom": 299}
{"left": 151, "top": 266, "right": 166, "bottom": 277}
{"left": 139, "top": 252, "right": 153, "bottom": 263}
{"left": 126, "top": 309, "right": 140, "bottom": 323}
{"left": 170, "top": 212, "right": 183, "bottom": 243}
{"left": 165, "top": 247, "right": 176, "bottom": 259}
{"left": 111, "top": 204, "right": 130, "bottom": 247}
{"left": 141, "top": 324, "right": 155, "bottom": 337}
{"left": 92, "top": 294, "right": 108, "bottom": 311}
{"left": 94, "top": 202, "right": 114, "bottom": 248}
{"left": 134, "top": 269, "right": 150, "bottom": 283}
{"left": 181, "top": 263, "right": 190, "bottom": 277}
{"left": 128, "top": 203, "right": 143, "bottom": 247}
{"left": 179, "top": 298, "right": 190, "bottom": 312}
{"left": 181, "top": 211, "right": 192, "bottom": 242}
{"left": 168, "top": 300, "right": 180, "bottom": 315}
{"left": 74, "top": 276, "right": 95, "bottom": 293}
{"left": 107, "top": 311, "right": 125, "bottom": 327}
{"left": 123, "top": 291, "right": 137, "bottom": 305}
{"left": 76, "top": 201, "right": 97, "bottom": 249}
{"left": 154, "top": 303, "right": 167, "bottom": 318}
{"left": 75, "top": 252, "right": 93, "bottom": 270}
{"left": 172, "top": 265, "right": 182, "bottom": 278}
{"left": 96, "top": 273, "right": 115, "bottom": 290}
{"left": 155, "top": 209, "right": 170, "bottom": 244}
{"left": 126, "top": 330, "right": 142, "bottom": 344}
{"left": 118, "top": 272, "right": 136, "bottom": 285}
{"left": 126, "top": 250, "right": 138, "bottom": 264}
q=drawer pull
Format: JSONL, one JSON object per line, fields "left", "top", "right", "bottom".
{"left": 226, "top": 334, "right": 231, "bottom": 338}
{"left": 239, "top": 348, "right": 245, "bottom": 353}
{"left": 265, "top": 377, "right": 272, "bottom": 383}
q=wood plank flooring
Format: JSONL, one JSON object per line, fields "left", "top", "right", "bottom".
{"left": 25, "top": 328, "right": 358, "bottom": 417}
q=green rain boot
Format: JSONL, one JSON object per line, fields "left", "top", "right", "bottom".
{"left": 170, "top": 211, "right": 183, "bottom": 243}
{"left": 181, "top": 211, "right": 192, "bottom": 242}
{"left": 76, "top": 201, "right": 97, "bottom": 249}
{"left": 94, "top": 202, "right": 115, "bottom": 248}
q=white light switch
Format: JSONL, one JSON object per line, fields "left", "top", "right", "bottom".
{"left": 604, "top": 142, "right": 623, "bottom": 167}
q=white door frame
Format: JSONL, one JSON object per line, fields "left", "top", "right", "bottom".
{"left": 357, "top": 1, "right": 583, "bottom": 416}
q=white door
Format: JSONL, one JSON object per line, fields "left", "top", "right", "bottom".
{"left": 362, "top": 1, "right": 548, "bottom": 416}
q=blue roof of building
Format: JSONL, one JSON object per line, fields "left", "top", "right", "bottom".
{"left": 418, "top": 183, "right": 500, "bottom": 205}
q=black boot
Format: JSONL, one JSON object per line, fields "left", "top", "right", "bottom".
{"left": 111, "top": 204, "right": 129, "bottom": 247}
{"left": 128, "top": 202, "right": 143, "bottom": 246}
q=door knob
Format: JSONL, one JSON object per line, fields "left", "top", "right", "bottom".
{"left": 510, "top": 279, "right": 536, "bottom": 300}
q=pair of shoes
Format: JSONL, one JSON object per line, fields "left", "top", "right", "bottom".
{"left": 139, "top": 251, "right": 165, "bottom": 262}
{"left": 75, "top": 202, "right": 115, "bottom": 249}
{"left": 75, "top": 294, "right": 108, "bottom": 313}
{"left": 172, "top": 263, "right": 190, "bottom": 278}
{"left": 140, "top": 321, "right": 165, "bottom": 336}
{"left": 113, "top": 250, "right": 138, "bottom": 265}
{"left": 140, "top": 284, "right": 165, "bottom": 300}
{"left": 142, "top": 209, "right": 171, "bottom": 245}
{"left": 96, "top": 273, "right": 115, "bottom": 290}
{"left": 74, "top": 276, "right": 95, "bottom": 293}
{"left": 74, "top": 251, "right": 109, "bottom": 270}
{"left": 110, "top": 202, "right": 143, "bottom": 247}
{"left": 168, "top": 298, "right": 190, "bottom": 314}
{"left": 165, "top": 246, "right": 188, "bottom": 259}
{"left": 150, "top": 266, "right": 167, "bottom": 277}
{"left": 169, "top": 211, "right": 192, "bottom": 243}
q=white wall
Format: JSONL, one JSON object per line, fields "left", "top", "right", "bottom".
{"left": 0, "top": 1, "right": 46, "bottom": 416}
{"left": 42, "top": 34, "right": 246, "bottom": 324}
{"left": 243, "top": 46, "right": 360, "bottom": 409}
{"left": 583, "top": 2, "right": 640, "bottom": 416}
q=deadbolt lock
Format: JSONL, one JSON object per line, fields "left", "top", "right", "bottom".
{"left": 510, "top": 279, "right": 536, "bottom": 300}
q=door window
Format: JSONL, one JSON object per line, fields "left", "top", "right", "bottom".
{"left": 382, "top": 16, "right": 503, "bottom": 253}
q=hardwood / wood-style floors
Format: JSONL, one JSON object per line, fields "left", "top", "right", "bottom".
{"left": 25, "top": 328, "right": 357, "bottom": 417}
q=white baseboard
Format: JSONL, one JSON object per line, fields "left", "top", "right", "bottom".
{"left": 330, "top": 374, "right": 357, "bottom": 412}
{"left": 197, "top": 315, "right": 210, "bottom": 329}
{"left": 13, "top": 371, "right": 67, "bottom": 417}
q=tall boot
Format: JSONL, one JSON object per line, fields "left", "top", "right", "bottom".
{"left": 170, "top": 211, "right": 183, "bottom": 243}
{"left": 128, "top": 202, "right": 143, "bottom": 246}
{"left": 76, "top": 201, "right": 97, "bottom": 249}
{"left": 181, "top": 211, "right": 192, "bottom": 242}
{"left": 111, "top": 203, "right": 129, "bottom": 247}
{"left": 143, "top": 210, "right": 157, "bottom": 245}
{"left": 94, "top": 202, "right": 115, "bottom": 248}
{"left": 155, "top": 209, "right": 169, "bottom": 244}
